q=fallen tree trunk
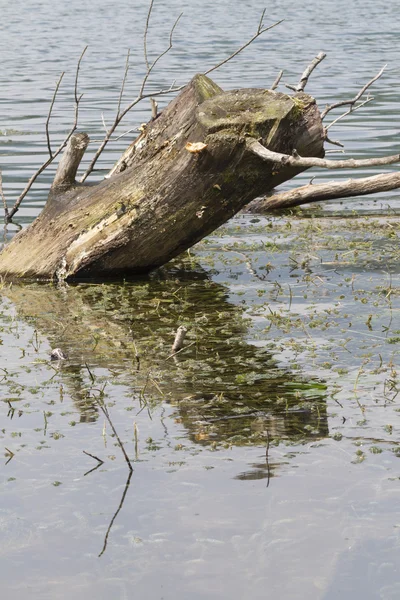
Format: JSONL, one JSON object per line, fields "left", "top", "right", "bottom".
{"left": 0, "top": 74, "right": 325, "bottom": 280}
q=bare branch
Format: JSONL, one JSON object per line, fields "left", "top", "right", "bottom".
{"left": 6, "top": 47, "right": 87, "bottom": 222}
{"left": 325, "top": 136, "right": 344, "bottom": 148}
{"left": 270, "top": 70, "right": 283, "bottom": 91}
{"left": 138, "top": 11, "right": 183, "bottom": 98}
{"left": 80, "top": 12, "right": 183, "bottom": 183}
{"left": 321, "top": 65, "right": 386, "bottom": 120}
{"left": 81, "top": 11, "right": 280, "bottom": 183}
{"left": 143, "top": 0, "right": 155, "bottom": 71}
{"left": 246, "top": 139, "right": 400, "bottom": 170}
{"left": 98, "top": 470, "right": 132, "bottom": 557}
{"left": 84, "top": 363, "right": 133, "bottom": 472}
{"left": 83, "top": 450, "right": 104, "bottom": 465}
{"left": 46, "top": 72, "right": 65, "bottom": 158}
{"left": 117, "top": 49, "right": 130, "bottom": 118}
{"left": 74, "top": 46, "right": 88, "bottom": 104}
{"left": 326, "top": 96, "right": 374, "bottom": 130}
{"left": 80, "top": 82, "right": 184, "bottom": 183}
{"left": 0, "top": 172, "right": 9, "bottom": 223}
{"left": 259, "top": 171, "right": 400, "bottom": 211}
{"left": 101, "top": 112, "right": 108, "bottom": 133}
{"left": 204, "top": 15, "right": 283, "bottom": 76}
{"left": 296, "top": 52, "right": 326, "bottom": 92}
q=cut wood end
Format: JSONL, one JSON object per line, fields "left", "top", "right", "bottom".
{"left": 185, "top": 142, "right": 208, "bottom": 154}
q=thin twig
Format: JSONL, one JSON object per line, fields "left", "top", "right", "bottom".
{"left": 84, "top": 363, "right": 133, "bottom": 471}
{"left": 101, "top": 112, "right": 108, "bottom": 134}
{"left": 83, "top": 449, "right": 104, "bottom": 465}
{"left": 326, "top": 96, "right": 374, "bottom": 130}
{"left": 99, "top": 397, "right": 133, "bottom": 471}
{"left": 80, "top": 82, "right": 184, "bottom": 182}
{"left": 139, "top": 12, "right": 183, "bottom": 98}
{"left": 325, "top": 136, "right": 344, "bottom": 148}
{"left": 80, "top": 11, "right": 183, "bottom": 183}
{"left": 46, "top": 72, "right": 65, "bottom": 158}
{"left": 5, "top": 447, "right": 15, "bottom": 465}
{"left": 74, "top": 46, "right": 88, "bottom": 104}
{"left": 99, "top": 470, "right": 132, "bottom": 557}
{"left": 204, "top": 14, "right": 283, "bottom": 76}
{"left": 143, "top": 0, "right": 155, "bottom": 71}
{"left": 0, "top": 171, "right": 9, "bottom": 222}
{"left": 321, "top": 65, "right": 386, "bottom": 120}
{"left": 270, "top": 70, "right": 283, "bottom": 91}
{"left": 117, "top": 49, "right": 131, "bottom": 118}
{"left": 265, "top": 429, "right": 270, "bottom": 487}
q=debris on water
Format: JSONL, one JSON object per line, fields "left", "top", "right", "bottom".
{"left": 50, "top": 348, "right": 68, "bottom": 361}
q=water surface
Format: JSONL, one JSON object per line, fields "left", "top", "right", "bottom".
{"left": 1, "top": 1, "right": 400, "bottom": 598}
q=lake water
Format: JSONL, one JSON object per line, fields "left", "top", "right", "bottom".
{"left": 0, "top": 0, "right": 400, "bottom": 598}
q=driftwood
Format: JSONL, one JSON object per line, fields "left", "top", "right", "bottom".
{"left": 0, "top": 74, "right": 326, "bottom": 279}
{"left": 248, "top": 172, "right": 400, "bottom": 212}
{"left": 0, "top": 42, "right": 398, "bottom": 280}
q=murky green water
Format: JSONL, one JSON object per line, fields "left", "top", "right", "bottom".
{"left": 1, "top": 0, "right": 400, "bottom": 598}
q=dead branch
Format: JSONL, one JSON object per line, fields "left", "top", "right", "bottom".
{"left": 98, "top": 469, "right": 132, "bottom": 557}
{"left": 143, "top": 0, "right": 155, "bottom": 71}
{"left": 246, "top": 139, "right": 400, "bottom": 170}
{"left": 98, "top": 400, "right": 133, "bottom": 472}
{"left": 140, "top": 11, "right": 183, "bottom": 98}
{"left": 5, "top": 47, "right": 87, "bottom": 223}
{"left": 326, "top": 96, "right": 374, "bottom": 130}
{"left": 270, "top": 70, "right": 283, "bottom": 91}
{"left": 284, "top": 52, "right": 326, "bottom": 93}
{"left": 46, "top": 72, "right": 65, "bottom": 158}
{"left": 325, "top": 136, "right": 344, "bottom": 148}
{"left": 79, "top": 5, "right": 184, "bottom": 183}
{"left": 116, "top": 49, "right": 130, "bottom": 122}
{"left": 259, "top": 171, "right": 400, "bottom": 210}
{"left": 204, "top": 12, "right": 283, "bottom": 75}
{"left": 83, "top": 449, "right": 104, "bottom": 473}
{"left": 321, "top": 65, "right": 386, "bottom": 120}
{"left": 0, "top": 172, "right": 9, "bottom": 223}
{"left": 296, "top": 51, "right": 326, "bottom": 92}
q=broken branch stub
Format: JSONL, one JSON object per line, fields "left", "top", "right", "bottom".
{"left": 0, "top": 74, "right": 324, "bottom": 280}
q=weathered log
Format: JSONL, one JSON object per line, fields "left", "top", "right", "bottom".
{"left": 248, "top": 171, "right": 400, "bottom": 212}
{"left": 0, "top": 74, "right": 325, "bottom": 280}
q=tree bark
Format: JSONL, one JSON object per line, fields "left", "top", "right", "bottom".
{"left": 0, "top": 74, "right": 325, "bottom": 280}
